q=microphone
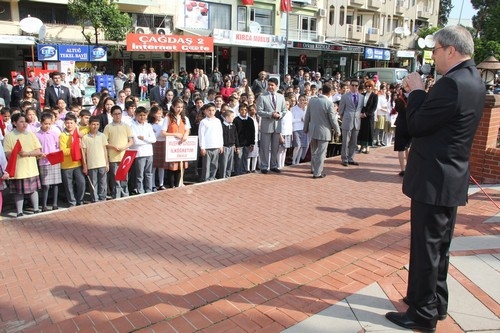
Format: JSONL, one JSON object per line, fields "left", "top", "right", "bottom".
{"left": 417, "top": 64, "right": 431, "bottom": 76}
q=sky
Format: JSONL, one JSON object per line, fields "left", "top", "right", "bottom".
{"left": 449, "top": 0, "right": 476, "bottom": 19}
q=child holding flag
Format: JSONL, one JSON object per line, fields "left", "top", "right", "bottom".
{"left": 3, "top": 112, "right": 42, "bottom": 217}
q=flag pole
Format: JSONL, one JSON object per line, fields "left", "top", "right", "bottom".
{"left": 284, "top": 5, "right": 289, "bottom": 77}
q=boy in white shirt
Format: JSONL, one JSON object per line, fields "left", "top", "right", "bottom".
{"left": 198, "top": 103, "right": 223, "bottom": 182}
{"left": 130, "top": 106, "right": 156, "bottom": 193}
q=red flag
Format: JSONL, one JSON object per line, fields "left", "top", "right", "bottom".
{"left": 70, "top": 129, "right": 81, "bottom": 161}
{"left": 115, "top": 150, "right": 137, "bottom": 181}
{"left": 5, "top": 139, "right": 21, "bottom": 177}
{"left": 0, "top": 114, "right": 5, "bottom": 137}
{"left": 46, "top": 150, "right": 64, "bottom": 165}
{"left": 281, "top": 0, "right": 292, "bottom": 12}
{"left": 241, "top": 0, "right": 254, "bottom": 5}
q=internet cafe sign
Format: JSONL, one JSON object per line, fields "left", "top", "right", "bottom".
{"left": 126, "top": 34, "right": 214, "bottom": 52}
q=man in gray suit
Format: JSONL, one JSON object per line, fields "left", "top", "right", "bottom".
{"left": 256, "top": 77, "right": 287, "bottom": 173}
{"left": 339, "top": 80, "right": 363, "bottom": 166}
{"left": 303, "top": 83, "right": 340, "bottom": 178}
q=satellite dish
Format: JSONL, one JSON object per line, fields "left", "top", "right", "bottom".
{"left": 394, "top": 27, "right": 404, "bottom": 35}
{"left": 424, "top": 35, "right": 435, "bottom": 48}
{"left": 38, "top": 25, "right": 47, "bottom": 41}
{"left": 19, "top": 15, "right": 43, "bottom": 35}
{"left": 403, "top": 27, "right": 411, "bottom": 36}
{"left": 249, "top": 21, "right": 261, "bottom": 34}
{"left": 417, "top": 38, "right": 426, "bottom": 49}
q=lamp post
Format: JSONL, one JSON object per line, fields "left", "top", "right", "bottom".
{"left": 476, "top": 56, "right": 500, "bottom": 88}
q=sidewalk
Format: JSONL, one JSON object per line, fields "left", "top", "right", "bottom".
{"left": 0, "top": 146, "right": 498, "bottom": 333}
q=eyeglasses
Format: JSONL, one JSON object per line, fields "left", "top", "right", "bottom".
{"left": 432, "top": 46, "right": 447, "bottom": 54}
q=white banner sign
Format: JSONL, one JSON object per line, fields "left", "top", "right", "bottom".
{"left": 213, "top": 29, "right": 286, "bottom": 49}
{"left": 165, "top": 136, "right": 198, "bottom": 162}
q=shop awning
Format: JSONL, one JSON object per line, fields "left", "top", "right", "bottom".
{"left": 0, "top": 35, "right": 35, "bottom": 45}
{"left": 177, "top": 28, "right": 212, "bottom": 37}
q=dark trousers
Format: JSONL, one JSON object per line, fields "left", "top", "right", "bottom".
{"left": 406, "top": 199, "right": 457, "bottom": 321}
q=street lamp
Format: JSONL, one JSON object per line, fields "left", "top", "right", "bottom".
{"left": 476, "top": 55, "right": 500, "bottom": 86}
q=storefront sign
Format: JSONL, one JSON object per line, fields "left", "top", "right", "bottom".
{"left": 37, "top": 44, "right": 58, "bottom": 61}
{"left": 90, "top": 46, "right": 108, "bottom": 62}
{"left": 213, "top": 29, "right": 285, "bottom": 49}
{"left": 165, "top": 136, "right": 198, "bottom": 162}
{"left": 126, "top": 34, "right": 213, "bottom": 52}
{"left": 396, "top": 50, "right": 415, "bottom": 58}
{"left": 292, "top": 41, "right": 363, "bottom": 53}
{"left": 58, "top": 45, "right": 89, "bottom": 61}
{"left": 364, "top": 47, "right": 391, "bottom": 60}
{"left": 0, "top": 35, "right": 35, "bottom": 45}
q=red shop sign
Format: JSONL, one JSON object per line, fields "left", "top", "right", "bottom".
{"left": 126, "top": 34, "right": 214, "bottom": 53}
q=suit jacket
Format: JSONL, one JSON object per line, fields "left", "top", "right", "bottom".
{"left": 403, "top": 59, "right": 485, "bottom": 207}
{"left": 303, "top": 95, "right": 340, "bottom": 141}
{"left": 361, "top": 92, "right": 378, "bottom": 117}
{"left": 10, "top": 85, "right": 25, "bottom": 107}
{"left": 251, "top": 79, "right": 267, "bottom": 96}
{"left": 44, "top": 85, "right": 71, "bottom": 108}
{"left": 149, "top": 85, "right": 167, "bottom": 106}
{"left": 339, "top": 92, "right": 363, "bottom": 130}
{"left": 256, "top": 91, "right": 286, "bottom": 134}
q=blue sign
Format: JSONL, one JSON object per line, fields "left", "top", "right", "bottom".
{"left": 37, "top": 44, "right": 58, "bottom": 61}
{"left": 364, "top": 47, "right": 391, "bottom": 61}
{"left": 90, "top": 46, "right": 107, "bottom": 62}
{"left": 58, "top": 45, "right": 89, "bottom": 61}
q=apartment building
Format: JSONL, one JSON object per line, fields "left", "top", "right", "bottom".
{"left": 0, "top": 0, "right": 437, "bottom": 80}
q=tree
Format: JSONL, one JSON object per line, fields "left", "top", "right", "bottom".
{"left": 473, "top": 39, "right": 500, "bottom": 65}
{"left": 68, "top": 0, "right": 132, "bottom": 45}
{"left": 438, "top": 0, "right": 453, "bottom": 27}
{"left": 471, "top": 0, "right": 500, "bottom": 42}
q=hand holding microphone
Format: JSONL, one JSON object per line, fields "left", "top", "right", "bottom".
{"left": 403, "top": 64, "right": 431, "bottom": 93}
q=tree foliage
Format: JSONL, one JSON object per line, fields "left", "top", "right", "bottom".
{"left": 471, "top": 0, "right": 500, "bottom": 42}
{"left": 473, "top": 38, "right": 500, "bottom": 64}
{"left": 417, "top": 26, "right": 440, "bottom": 39}
{"left": 68, "top": 0, "right": 132, "bottom": 45}
{"left": 438, "top": 0, "right": 453, "bottom": 27}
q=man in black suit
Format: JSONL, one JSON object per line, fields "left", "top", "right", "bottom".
{"left": 385, "top": 25, "right": 486, "bottom": 332}
{"left": 44, "top": 72, "right": 71, "bottom": 108}
{"left": 10, "top": 74, "right": 26, "bottom": 107}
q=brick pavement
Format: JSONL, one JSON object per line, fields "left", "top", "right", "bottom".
{"left": 0, "top": 147, "right": 498, "bottom": 333}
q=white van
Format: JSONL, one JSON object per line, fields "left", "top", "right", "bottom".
{"left": 350, "top": 67, "right": 408, "bottom": 85}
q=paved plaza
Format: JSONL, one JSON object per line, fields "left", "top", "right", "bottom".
{"left": 0, "top": 147, "right": 498, "bottom": 333}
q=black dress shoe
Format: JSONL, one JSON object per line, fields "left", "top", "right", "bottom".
{"left": 261, "top": 169, "right": 268, "bottom": 174}
{"left": 348, "top": 161, "right": 359, "bottom": 166}
{"left": 402, "top": 297, "right": 447, "bottom": 320}
{"left": 312, "top": 174, "right": 326, "bottom": 179}
{"left": 341, "top": 162, "right": 349, "bottom": 167}
{"left": 270, "top": 168, "right": 281, "bottom": 173}
{"left": 385, "top": 312, "right": 436, "bottom": 332}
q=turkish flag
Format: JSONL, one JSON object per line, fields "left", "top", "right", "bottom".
{"left": 241, "top": 0, "right": 254, "bottom": 5}
{"left": 115, "top": 150, "right": 137, "bottom": 181}
{"left": 70, "top": 129, "right": 81, "bottom": 161}
{"left": 0, "top": 114, "right": 5, "bottom": 137}
{"left": 46, "top": 150, "right": 64, "bottom": 165}
{"left": 281, "top": 0, "right": 292, "bottom": 12}
{"left": 5, "top": 139, "right": 21, "bottom": 177}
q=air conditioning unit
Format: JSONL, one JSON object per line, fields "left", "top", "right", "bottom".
{"left": 292, "top": 0, "right": 312, "bottom": 5}
{"left": 317, "top": 35, "right": 325, "bottom": 43}
{"left": 134, "top": 27, "right": 150, "bottom": 34}
{"left": 317, "top": 8, "right": 327, "bottom": 17}
{"left": 154, "top": 27, "right": 170, "bottom": 35}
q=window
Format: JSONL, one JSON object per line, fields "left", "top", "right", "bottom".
{"left": 329, "top": 5, "right": 335, "bottom": 26}
{"left": 209, "top": 3, "right": 231, "bottom": 30}
{"left": 237, "top": 6, "right": 247, "bottom": 31}
{"left": 135, "top": 14, "right": 174, "bottom": 29}
{"left": 0, "top": 1, "right": 12, "bottom": 21}
{"left": 19, "top": 2, "right": 76, "bottom": 25}
{"left": 250, "top": 8, "right": 273, "bottom": 34}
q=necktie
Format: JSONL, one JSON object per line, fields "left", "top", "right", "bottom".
{"left": 55, "top": 86, "right": 60, "bottom": 98}
{"left": 271, "top": 93, "right": 276, "bottom": 109}
{"left": 353, "top": 93, "right": 358, "bottom": 108}
{"left": 160, "top": 88, "right": 165, "bottom": 100}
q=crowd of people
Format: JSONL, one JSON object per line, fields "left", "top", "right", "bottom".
{"left": 0, "top": 63, "right": 412, "bottom": 218}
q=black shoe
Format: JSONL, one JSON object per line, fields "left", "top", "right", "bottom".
{"left": 341, "top": 162, "right": 349, "bottom": 167}
{"left": 52, "top": 206, "right": 58, "bottom": 211}
{"left": 402, "top": 297, "right": 447, "bottom": 321}
{"left": 42, "top": 207, "right": 49, "bottom": 212}
{"left": 16, "top": 213, "right": 23, "bottom": 218}
{"left": 399, "top": 171, "right": 405, "bottom": 177}
{"left": 158, "top": 185, "right": 166, "bottom": 190}
{"left": 313, "top": 174, "right": 326, "bottom": 179}
{"left": 348, "top": 161, "right": 359, "bottom": 166}
{"left": 270, "top": 168, "right": 281, "bottom": 173}
{"left": 33, "top": 210, "right": 40, "bottom": 214}
{"left": 385, "top": 312, "right": 436, "bottom": 332}
{"left": 261, "top": 169, "right": 268, "bottom": 174}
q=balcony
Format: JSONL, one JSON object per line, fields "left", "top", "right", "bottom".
{"left": 392, "top": 35, "right": 402, "bottom": 46}
{"left": 395, "top": 0, "right": 406, "bottom": 15}
{"left": 349, "top": 0, "right": 365, "bottom": 7}
{"left": 367, "top": 0, "right": 381, "bottom": 9}
{"left": 347, "top": 24, "right": 363, "bottom": 41}
{"left": 118, "top": 0, "right": 155, "bottom": 5}
{"left": 365, "top": 27, "right": 379, "bottom": 42}
{"left": 283, "top": 28, "right": 318, "bottom": 42}
{"left": 417, "top": 6, "right": 432, "bottom": 19}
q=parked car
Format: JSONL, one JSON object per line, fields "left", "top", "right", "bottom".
{"left": 350, "top": 67, "right": 409, "bottom": 85}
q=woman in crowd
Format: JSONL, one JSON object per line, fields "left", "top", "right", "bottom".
{"left": 393, "top": 90, "right": 410, "bottom": 176}
{"left": 69, "top": 77, "right": 85, "bottom": 106}
{"left": 163, "top": 89, "right": 175, "bottom": 113}
{"left": 98, "top": 97, "right": 115, "bottom": 132}
{"left": 237, "top": 77, "right": 252, "bottom": 96}
{"left": 20, "top": 87, "right": 41, "bottom": 117}
{"left": 161, "top": 97, "right": 191, "bottom": 188}
{"left": 92, "top": 92, "right": 109, "bottom": 116}
{"left": 374, "top": 84, "right": 389, "bottom": 146}
{"left": 3, "top": 112, "right": 42, "bottom": 217}
{"left": 358, "top": 80, "right": 378, "bottom": 154}
{"left": 220, "top": 79, "right": 235, "bottom": 104}
{"left": 147, "top": 67, "right": 157, "bottom": 96}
